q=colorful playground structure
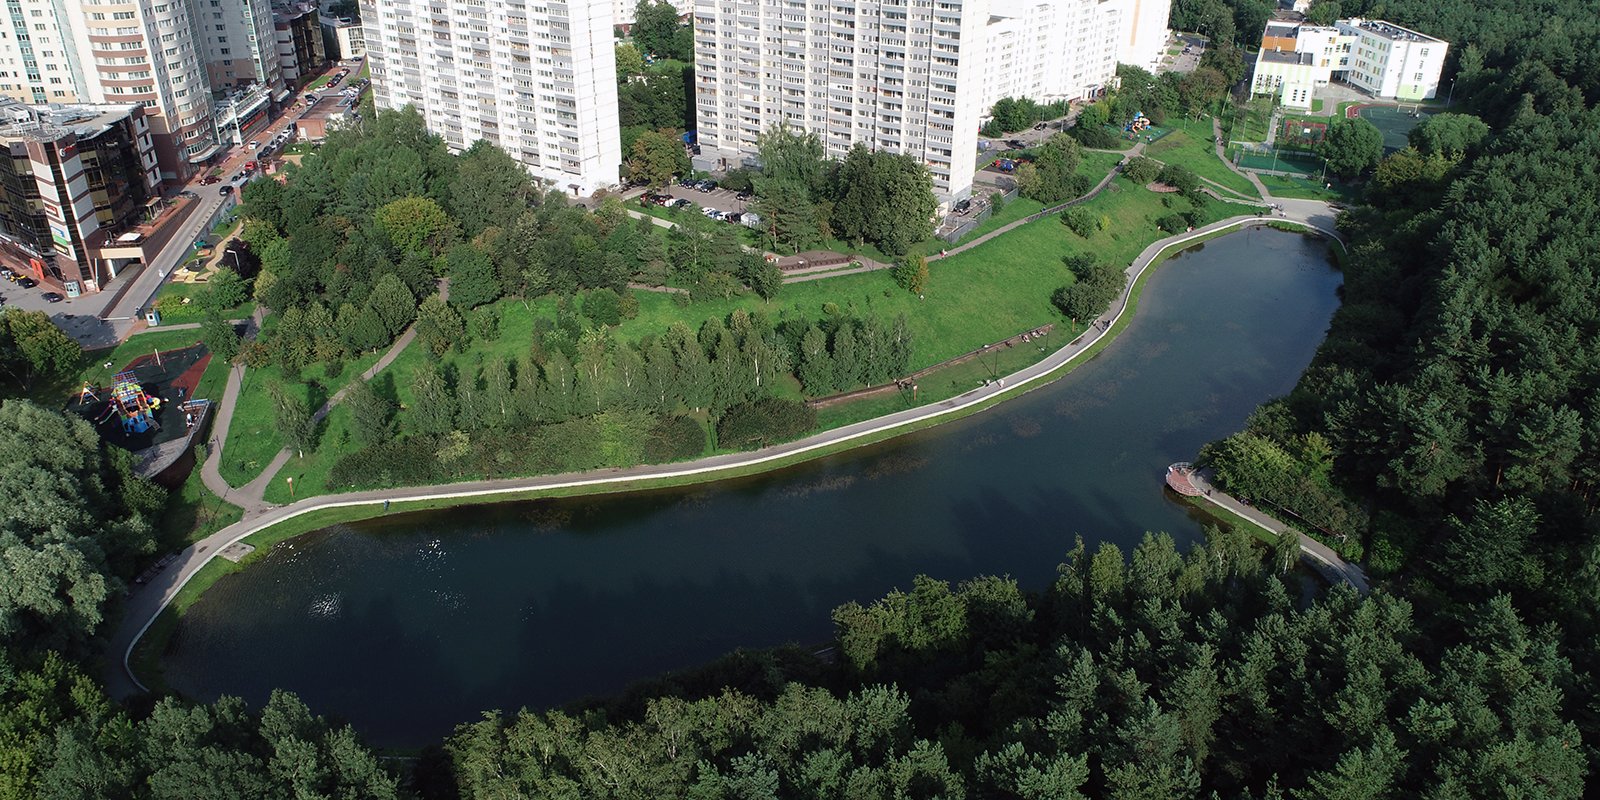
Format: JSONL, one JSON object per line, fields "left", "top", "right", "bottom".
{"left": 1126, "top": 112, "right": 1152, "bottom": 134}
{"left": 68, "top": 343, "right": 215, "bottom": 479}
{"left": 93, "top": 371, "right": 164, "bottom": 433}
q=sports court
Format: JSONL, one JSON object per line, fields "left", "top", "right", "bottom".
{"left": 1279, "top": 118, "right": 1328, "bottom": 151}
{"left": 1350, "top": 104, "right": 1433, "bottom": 153}
{"left": 1231, "top": 146, "right": 1323, "bottom": 175}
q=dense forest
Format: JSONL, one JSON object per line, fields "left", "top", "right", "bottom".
{"left": 2, "top": 0, "right": 1598, "bottom": 794}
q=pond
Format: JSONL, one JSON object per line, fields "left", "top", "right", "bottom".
{"left": 163, "top": 228, "right": 1343, "bottom": 747}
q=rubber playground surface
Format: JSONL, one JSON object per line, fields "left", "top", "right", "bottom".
{"left": 66, "top": 344, "right": 212, "bottom": 454}
{"left": 1348, "top": 103, "right": 1432, "bottom": 152}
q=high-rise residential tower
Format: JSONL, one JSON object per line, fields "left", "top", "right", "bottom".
{"left": 1118, "top": 0, "right": 1171, "bottom": 72}
{"left": 694, "top": 0, "right": 1154, "bottom": 204}
{"left": 693, "top": 0, "right": 989, "bottom": 202}
{"left": 360, "top": 0, "right": 623, "bottom": 196}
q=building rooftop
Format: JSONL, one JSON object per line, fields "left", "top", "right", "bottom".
{"left": 0, "top": 101, "right": 142, "bottom": 144}
{"left": 1346, "top": 18, "right": 1442, "bottom": 43}
{"left": 1259, "top": 49, "right": 1315, "bottom": 65}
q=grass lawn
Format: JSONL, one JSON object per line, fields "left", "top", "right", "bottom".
{"left": 1259, "top": 174, "right": 1359, "bottom": 203}
{"left": 218, "top": 348, "right": 386, "bottom": 488}
{"left": 1144, "top": 121, "right": 1262, "bottom": 199}
{"left": 157, "top": 461, "right": 245, "bottom": 547}
{"left": 261, "top": 402, "right": 355, "bottom": 503}
{"left": 952, "top": 197, "right": 1046, "bottom": 245}
{"left": 1223, "top": 98, "right": 1275, "bottom": 144}
{"left": 1311, "top": 99, "right": 1325, "bottom": 113}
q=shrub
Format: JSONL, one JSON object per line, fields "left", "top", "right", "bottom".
{"left": 1061, "top": 206, "right": 1096, "bottom": 237}
{"left": 1122, "top": 156, "right": 1161, "bottom": 184}
{"left": 717, "top": 397, "right": 817, "bottom": 450}
{"left": 582, "top": 288, "right": 624, "bottom": 327}
{"left": 470, "top": 304, "right": 502, "bottom": 342}
{"left": 1156, "top": 163, "right": 1200, "bottom": 196}
{"left": 1158, "top": 214, "right": 1189, "bottom": 234}
{"left": 644, "top": 415, "right": 707, "bottom": 462}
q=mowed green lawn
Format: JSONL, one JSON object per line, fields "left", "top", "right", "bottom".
{"left": 218, "top": 348, "right": 386, "bottom": 487}
{"left": 1144, "top": 124, "right": 1261, "bottom": 199}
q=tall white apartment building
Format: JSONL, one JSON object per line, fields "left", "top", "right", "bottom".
{"left": 360, "top": 0, "right": 622, "bottom": 196}
{"left": 1119, "top": 0, "right": 1170, "bottom": 72}
{"left": 696, "top": 0, "right": 1155, "bottom": 204}
{"left": 65, "top": 0, "right": 222, "bottom": 179}
{"left": 0, "top": 0, "right": 222, "bottom": 182}
{"left": 693, "top": 0, "right": 989, "bottom": 202}
{"left": 202, "top": 0, "right": 282, "bottom": 93}
{"left": 982, "top": 0, "right": 1125, "bottom": 106}
{"left": 0, "top": 0, "right": 92, "bottom": 104}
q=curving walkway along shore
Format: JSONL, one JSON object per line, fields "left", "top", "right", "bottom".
{"left": 1186, "top": 470, "right": 1370, "bottom": 593}
{"left": 106, "top": 207, "right": 1345, "bottom": 701}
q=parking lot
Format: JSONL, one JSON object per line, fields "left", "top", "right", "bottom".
{"left": 662, "top": 183, "right": 750, "bottom": 215}
{"left": 1159, "top": 34, "right": 1207, "bottom": 75}
{"left": 0, "top": 273, "right": 121, "bottom": 347}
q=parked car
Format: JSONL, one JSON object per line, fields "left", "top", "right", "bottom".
{"left": 41, "top": 292, "right": 63, "bottom": 303}
{"left": 1006, "top": 139, "right": 1027, "bottom": 149}
{"left": 248, "top": 140, "right": 261, "bottom": 149}
{"left": 702, "top": 208, "right": 724, "bottom": 220}
{"left": 1, "top": 268, "right": 16, "bottom": 281}
{"left": 17, "top": 277, "right": 37, "bottom": 288}
{"left": 670, "top": 198, "right": 693, "bottom": 209}
{"left": 678, "top": 178, "right": 697, "bottom": 188}
{"left": 1033, "top": 122, "right": 1047, "bottom": 130}
{"left": 735, "top": 189, "right": 754, "bottom": 201}
{"left": 219, "top": 185, "right": 234, "bottom": 195}
{"left": 723, "top": 211, "right": 745, "bottom": 224}
{"left": 201, "top": 174, "right": 220, "bottom": 184}
{"left": 643, "top": 192, "right": 672, "bottom": 206}
{"left": 696, "top": 179, "right": 718, "bottom": 191}
{"left": 954, "top": 198, "right": 972, "bottom": 212}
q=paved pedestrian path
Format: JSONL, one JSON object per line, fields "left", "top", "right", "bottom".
{"left": 106, "top": 205, "right": 1342, "bottom": 700}
{"left": 1186, "top": 470, "right": 1370, "bottom": 593}
{"left": 204, "top": 282, "right": 447, "bottom": 512}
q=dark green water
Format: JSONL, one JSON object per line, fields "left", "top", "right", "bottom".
{"left": 164, "top": 229, "right": 1341, "bottom": 747}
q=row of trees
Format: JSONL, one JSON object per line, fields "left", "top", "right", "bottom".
{"left": 444, "top": 530, "right": 1584, "bottom": 798}
{"left": 319, "top": 307, "right": 910, "bottom": 489}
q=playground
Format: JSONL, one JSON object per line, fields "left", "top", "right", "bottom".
{"left": 1348, "top": 103, "right": 1433, "bottom": 152}
{"left": 66, "top": 343, "right": 214, "bottom": 461}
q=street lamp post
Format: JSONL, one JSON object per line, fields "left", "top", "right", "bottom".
{"left": 1446, "top": 78, "right": 1457, "bottom": 107}
{"left": 287, "top": 476, "right": 294, "bottom": 499}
